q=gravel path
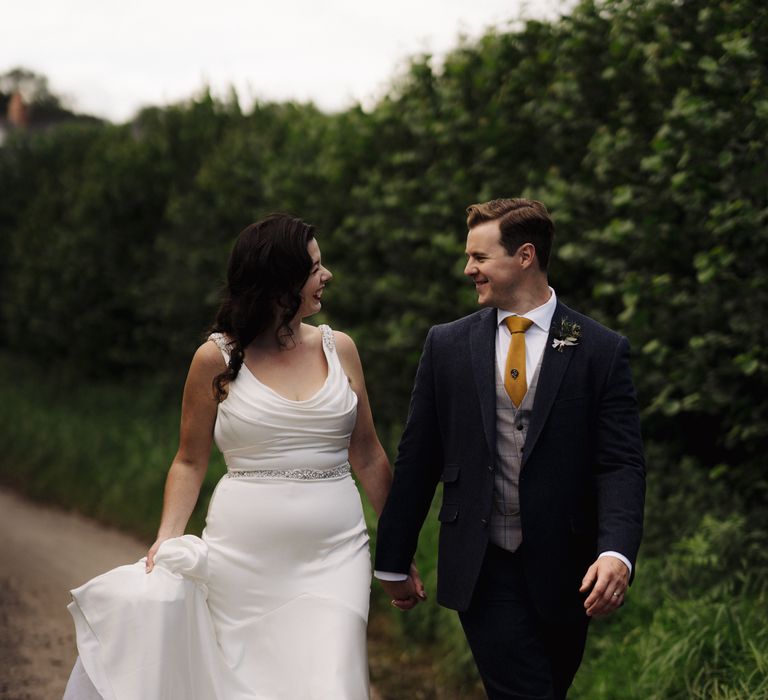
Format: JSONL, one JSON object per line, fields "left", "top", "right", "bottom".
{"left": 0, "top": 487, "right": 147, "bottom": 700}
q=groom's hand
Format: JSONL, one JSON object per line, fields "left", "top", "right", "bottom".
{"left": 380, "top": 567, "right": 427, "bottom": 611}
{"left": 408, "top": 561, "right": 427, "bottom": 601}
{"left": 580, "top": 556, "right": 629, "bottom": 617}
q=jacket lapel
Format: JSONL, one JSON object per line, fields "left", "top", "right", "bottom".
{"left": 470, "top": 308, "right": 498, "bottom": 457}
{"left": 523, "top": 301, "right": 574, "bottom": 466}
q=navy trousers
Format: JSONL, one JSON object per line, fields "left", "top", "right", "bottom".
{"left": 458, "top": 544, "right": 590, "bottom": 700}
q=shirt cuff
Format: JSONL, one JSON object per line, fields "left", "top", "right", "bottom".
{"left": 373, "top": 570, "right": 409, "bottom": 582}
{"left": 598, "top": 551, "right": 632, "bottom": 576}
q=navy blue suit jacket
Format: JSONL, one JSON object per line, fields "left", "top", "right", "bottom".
{"left": 375, "top": 301, "right": 646, "bottom": 620}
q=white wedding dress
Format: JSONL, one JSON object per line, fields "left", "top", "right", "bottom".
{"left": 64, "top": 325, "right": 372, "bottom": 699}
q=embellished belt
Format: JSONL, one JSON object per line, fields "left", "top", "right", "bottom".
{"left": 225, "top": 462, "right": 351, "bottom": 481}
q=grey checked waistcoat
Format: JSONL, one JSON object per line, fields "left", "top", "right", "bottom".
{"left": 489, "top": 355, "right": 543, "bottom": 552}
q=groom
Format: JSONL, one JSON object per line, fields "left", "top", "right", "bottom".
{"left": 375, "top": 198, "right": 645, "bottom": 699}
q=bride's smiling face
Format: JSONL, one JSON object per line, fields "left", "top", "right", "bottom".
{"left": 298, "top": 238, "right": 332, "bottom": 318}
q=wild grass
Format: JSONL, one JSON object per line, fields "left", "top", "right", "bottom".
{"left": 0, "top": 354, "right": 223, "bottom": 539}
{"left": 571, "top": 577, "right": 768, "bottom": 699}
{"left": 571, "top": 517, "right": 768, "bottom": 700}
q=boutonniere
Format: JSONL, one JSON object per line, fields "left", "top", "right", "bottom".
{"left": 552, "top": 317, "right": 581, "bottom": 352}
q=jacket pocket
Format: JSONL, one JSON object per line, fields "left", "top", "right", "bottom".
{"left": 441, "top": 465, "right": 460, "bottom": 484}
{"left": 438, "top": 503, "right": 459, "bottom": 523}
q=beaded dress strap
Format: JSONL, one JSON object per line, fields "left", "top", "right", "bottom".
{"left": 208, "top": 332, "right": 232, "bottom": 362}
{"left": 319, "top": 325, "right": 336, "bottom": 353}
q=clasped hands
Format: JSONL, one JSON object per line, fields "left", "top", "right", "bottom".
{"left": 379, "top": 562, "right": 427, "bottom": 611}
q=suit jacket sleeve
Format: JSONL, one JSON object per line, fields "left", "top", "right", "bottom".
{"left": 375, "top": 327, "right": 444, "bottom": 574}
{"left": 594, "top": 335, "right": 646, "bottom": 572}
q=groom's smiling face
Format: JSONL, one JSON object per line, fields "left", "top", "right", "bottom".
{"left": 464, "top": 220, "right": 523, "bottom": 310}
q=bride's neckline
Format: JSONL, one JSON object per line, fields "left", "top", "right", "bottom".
{"left": 240, "top": 340, "right": 331, "bottom": 404}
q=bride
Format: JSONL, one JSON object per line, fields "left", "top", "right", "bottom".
{"left": 64, "top": 213, "right": 422, "bottom": 699}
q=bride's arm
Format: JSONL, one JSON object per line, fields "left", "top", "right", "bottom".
{"left": 335, "top": 331, "right": 391, "bottom": 516}
{"left": 337, "top": 331, "right": 426, "bottom": 599}
{"left": 146, "top": 341, "right": 224, "bottom": 572}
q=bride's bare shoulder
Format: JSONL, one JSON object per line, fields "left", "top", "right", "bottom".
{"left": 188, "top": 340, "right": 228, "bottom": 381}
{"left": 332, "top": 330, "right": 357, "bottom": 356}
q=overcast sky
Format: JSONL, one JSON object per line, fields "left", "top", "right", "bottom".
{"left": 2, "top": 0, "right": 574, "bottom": 122}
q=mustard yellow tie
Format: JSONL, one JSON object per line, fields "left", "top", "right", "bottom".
{"left": 504, "top": 316, "right": 534, "bottom": 407}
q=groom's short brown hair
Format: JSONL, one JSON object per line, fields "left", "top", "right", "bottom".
{"left": 466, "top": 198, "right": 555, "bottom": 271}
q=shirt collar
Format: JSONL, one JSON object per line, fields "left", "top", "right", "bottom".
{"left": 497, "top": 287, "right": 557, "bottom": 332}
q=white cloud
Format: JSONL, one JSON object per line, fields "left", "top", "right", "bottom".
{"left": 0, "top": 0, "right": 574, "bottom": 121}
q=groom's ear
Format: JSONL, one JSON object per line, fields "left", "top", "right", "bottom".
{"left": 516, "top": 242, "right": 537, "bottom": 268}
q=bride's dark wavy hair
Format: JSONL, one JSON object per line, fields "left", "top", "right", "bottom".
{"left": 208, "top": 213, "right": 316, "bottom": 401}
